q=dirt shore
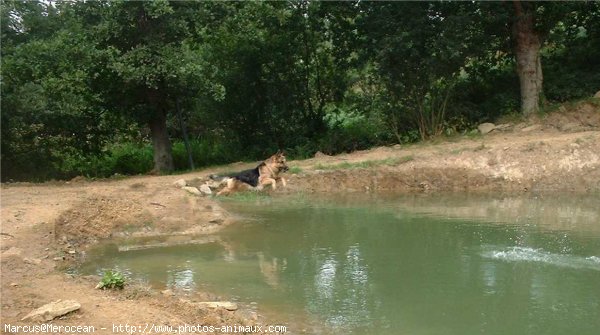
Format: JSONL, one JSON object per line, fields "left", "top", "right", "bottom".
{"left": 1, "top": 102, "right": 599, "bottom": 334}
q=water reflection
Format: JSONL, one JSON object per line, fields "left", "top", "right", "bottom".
{"left": 168, "top": 268, "right": 196, "bottom": 291}
{"left": 314, "top": 255, "right": 336, "bottom": 300}
{"left": 304, "top": 244, "right": 374, "bottom": 331}
{"left": 258, "top": 253, "right": 286, "bottom": 289}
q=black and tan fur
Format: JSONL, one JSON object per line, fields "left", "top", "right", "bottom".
{"left": 213, "top": 151, "right": 289, "bottom": 196}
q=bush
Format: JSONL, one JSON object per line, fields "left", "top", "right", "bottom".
{"left": 97, "top": 270, "right": 126, "bottom": 290}
{"left": 172, "top": 139, "right": 240, "bottom": 170}
{"left": 317, "top": 106, "right": 390, "bottom": 155}
{"left": 109, "top": 143, "right": 154, "bottom": 175}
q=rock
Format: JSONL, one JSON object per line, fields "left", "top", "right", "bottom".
{"left": 182, "top": 186, "right": 201, "bottom": 196}
{"left": 2, "top": 247, "right": 23, "bottom": 257}
{"left": 21, "top": 300, "right": 81, "bottom": 322}
{"left": 514, "top": 122, "right": 527, "bottom": 130}
{"left": 161, "top": 289, "right": 175, "bottom": 296}
{"left": 10, "top": 282, "right": 19, "bottom": 287}
{"left": 196, "top": 301, "right": 238, "bottom": 311}
{"left": 521, "top": 124, "right": 541, "bottom": 132}
{"left": 495, "top": 123, "right": 512, "bottom": 131}
{"left": 174, "top": 179, "right": 187, "bottom": 188}
{"left": 23, "top": 257, "right": 42, "bottom": 265}
{"left": 199, "top": 184, "right": 212, "bottom": 195}
{"left": 69, "top": 176, "right": 86, "bottom": 183}
{"left": 559, "top": 122, "right": 581, "bottom": 132}
{"left": 477, "top": 123, "right": 496, "bottom": 135}
{"left": 594, "top": 90, "right": 600, "bottom": 98}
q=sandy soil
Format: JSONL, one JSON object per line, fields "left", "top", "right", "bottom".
{"left": 1, "top": 100, "right": 599, "bottom": 334}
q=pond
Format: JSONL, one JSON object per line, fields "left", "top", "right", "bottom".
{"left": 80, "top": 194, "right": 600, "bottom": 335}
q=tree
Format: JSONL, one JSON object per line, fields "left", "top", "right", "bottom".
{"left": 96, "top": 1, "right": 176, "bottom": 172}
{"left": 196, "top": 0, "right": 356, "bottom": 153}
{"left": 509, "top": 1, "right": 589, "bottom": 116}
{"left": 511, "top": 1, "right": 544, "bottom": 116}
{"left": 357, "top": 1, "right": 483, "bottom": 140}
{"left": 1, "top": 0, "right": 117, "bottom": 180}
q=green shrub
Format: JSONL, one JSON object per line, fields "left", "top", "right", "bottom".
{"left": 97, "top": 270, "right": 126, "bottom": 290}
{"left": 317, "top": 106, "right": 390, "bottom": 155}
{"left": 171, "top": 139, "right": 240, "bottom": 170}
{"left": 109, "top": 143, "right": 154, "bottom": 175}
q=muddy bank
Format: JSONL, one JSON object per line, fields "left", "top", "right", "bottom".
{"left": 1, "top": 177, "right": 267, "bottom": 335}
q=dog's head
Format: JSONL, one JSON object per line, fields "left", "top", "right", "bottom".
{"left": 267, "top": 150, "right": 289, "bottom": 173}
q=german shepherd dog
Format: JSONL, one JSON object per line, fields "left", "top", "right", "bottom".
{"left": 212, "top": 151, "right": 289, "bottom": 196}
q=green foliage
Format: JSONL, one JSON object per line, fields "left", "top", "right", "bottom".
{"left": 2, "top": 1, "right": 598, "bottom": 181}
{"left": 543, "top": 4, "right": 600, "bottom": 102}
{"left": 171, "top": 139, "right": 239, "bottom": 171}
{"left": 357, "top": 2, "right": 485, "bottom": 140}
{"left": 97, "top": 270, "right": 125, "bottom": 290}
{"left": 317, "top": 105, "right": 390, "bottom": 154}
{"left": 109, "top": 144, "right": 154, "bottom": 175}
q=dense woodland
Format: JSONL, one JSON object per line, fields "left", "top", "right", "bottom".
{"left": 1, "top": 0, "right": 599, "bottom": 181}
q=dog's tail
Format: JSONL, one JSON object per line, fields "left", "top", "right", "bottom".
{"left": 209, "top": 174, "right": 232, "bottom": 188}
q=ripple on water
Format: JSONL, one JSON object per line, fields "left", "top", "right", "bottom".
{"left": 481, "top": 246, "right": 600, "bottom": 271}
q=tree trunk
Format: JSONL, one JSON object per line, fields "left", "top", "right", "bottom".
{"left": 512, "top": 0, "right": 543, "bottom": 116}
{"left": 149, "top": 110, "right": 174, "bottom": 173}
{"left": 176, "top": 98, "right": 194, "bottom": 170}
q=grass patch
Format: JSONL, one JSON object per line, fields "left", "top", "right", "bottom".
{"left": 129, "top": 182, "right": 146, "bottom": 189}
{"left": 314, "top": 156, "right": 413, "bottom": 170}
{"left": 465, "top": 129, "right": 483, "bottom": 139}
{"left": 217, "top": 191, "right": 272, "bottom": 202}
{"left": 288, "top": 166, "right": 303, "bottom": 174}
{"left": 473, "top": 143, "right": 487, "bottom": 152}
{"left": 497, "top": 112, "right": 526, "bottom": 125}
{"left": 522, "top": 142, "right": 537, "bottom": 152}
{"left": 450, "top": 147, "right": 468, "bottom": 155}
{"left": 121, "top": 223, "right": 141, "bottom": 233}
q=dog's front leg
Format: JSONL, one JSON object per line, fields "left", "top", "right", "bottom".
{"left": 260, "top": 177, "right": 278, "bottom": 190}
{"left": 280, "top": 177, "right": 287, "bottom": 187}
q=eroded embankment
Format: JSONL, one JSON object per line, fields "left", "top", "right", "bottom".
{"left": 285, "top": 131, "right": 600, "bottom": 194}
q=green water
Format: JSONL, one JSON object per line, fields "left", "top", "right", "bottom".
{"left": 82, "top": 194, "right": 600, "bottom": 335}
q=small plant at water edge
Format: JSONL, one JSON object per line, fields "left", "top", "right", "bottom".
{"left": 96, "top": 270, "right": 126, "bottom": 290}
